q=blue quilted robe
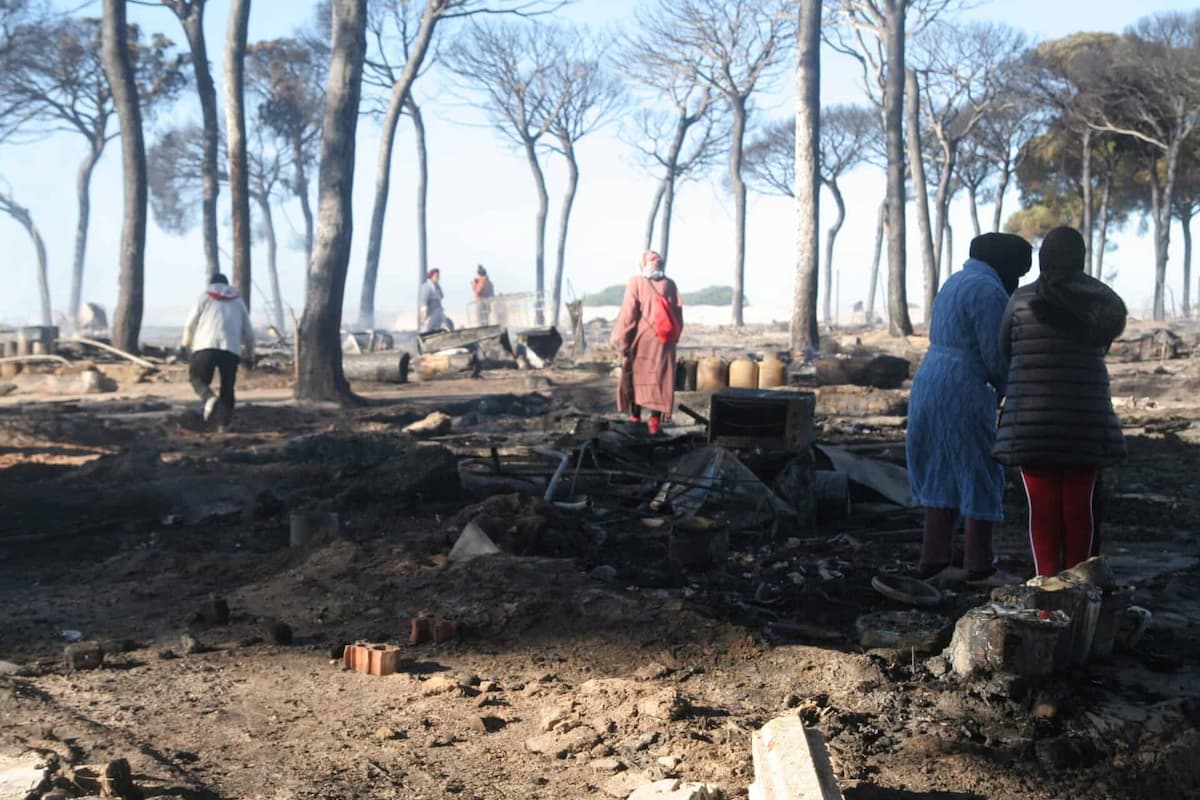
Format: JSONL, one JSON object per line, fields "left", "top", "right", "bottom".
{"left": 907, "top": 259, "right": 1010, "bottom": 521}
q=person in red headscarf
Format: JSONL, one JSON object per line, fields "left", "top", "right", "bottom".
{"left": 611, "top": 250, "right": 684, "bottom": 435}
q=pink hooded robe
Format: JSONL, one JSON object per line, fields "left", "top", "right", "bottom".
{"left": 612, "top": 273, "right": 683, "bottom": 420}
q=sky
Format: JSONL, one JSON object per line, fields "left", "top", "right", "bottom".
{"left": 1, "top": 0, "right": 1196, "bottom": 331}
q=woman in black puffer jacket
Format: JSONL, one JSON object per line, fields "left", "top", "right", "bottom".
{"left": 994, "top": 226, "right": 1127, "bottom": 577}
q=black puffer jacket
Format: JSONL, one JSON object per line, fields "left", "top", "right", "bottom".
{"left": 993, "top": 274, "right": 1127, "bottom": 467}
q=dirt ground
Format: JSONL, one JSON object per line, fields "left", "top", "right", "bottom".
{"left": 2, "top": 325, "right": 1200, "bottom": 800}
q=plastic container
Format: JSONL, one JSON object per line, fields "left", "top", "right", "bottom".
{"left": 758, "top": 354, "right": 786, "bottom": 389}
{"left": 728, "top": 358, "right": 759, "bottom": 389}
{"left": 696, "top": 357, "right": 728, "bottom": 392}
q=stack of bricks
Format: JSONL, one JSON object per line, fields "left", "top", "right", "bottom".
{"left": 410, "top": 616, "right": 459, "bottom": 645}
{"left": 342, "top": 642, "right": 403, "bottom": 676}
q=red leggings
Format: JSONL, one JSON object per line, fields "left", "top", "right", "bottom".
{"left": 1020, "top": 466, "right": 1099, "bottom": 577}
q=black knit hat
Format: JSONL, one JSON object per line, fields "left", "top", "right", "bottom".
{"left": 969, "top": 233, "right": 1032, "bottom": 293}
{"left": 210, "top": 273, "right": 229, "bottom": 285}
{"left": 1039, "top": 226, "right": 1086, "bottom": 275}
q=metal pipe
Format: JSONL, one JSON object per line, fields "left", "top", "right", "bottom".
{"left": 534, "top": 446, "right": 570, "bottom": 502}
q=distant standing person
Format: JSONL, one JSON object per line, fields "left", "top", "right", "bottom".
{"left": 612, "top": 250, "right": 684, "bottom": 436}
{"left": 419, "top": 268, "right": 453, "bottom": 333}
{"left": 472, "top": 265, "right": 495, "bottom": 325}
{"left": 907, "top": 233, "right": 1032, "bottom": 586}
{"left": 994, "top": 226, "right": 1127, "bottom": 576}
{"left": 181, "top": 273, "right": 255, "bottom": 430}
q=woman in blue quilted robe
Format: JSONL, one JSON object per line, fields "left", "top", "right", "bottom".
{"left": 907, "top": 233, "right": 1032, "bottom": 586}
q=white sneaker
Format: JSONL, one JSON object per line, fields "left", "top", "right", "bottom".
{"left": 202, "top": 396, "right": 218, "bottom": 422}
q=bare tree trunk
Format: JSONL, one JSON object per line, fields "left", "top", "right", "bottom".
{"left": 295, "top": 0, "right": 367, "bottom": 404}
{"left": 69, "top": 143, "right": 103, "bottom": 327}
{"left": 225, "top": 0, "right": 252, "bottom": 305}
{"left": 644, "top": 181, "right": 665, "bottom": 252}
{"left": 1155, "top": 140, "right": 1182, "bottom": 322}
{"left": 0, "top": 191, "right": 52, "bottom": 325}
{"left": 253, "top": 192, "right": 285, "bottom": 333}
{"left": 884, "top": 2, "right": 912, "bottom": 336}
{"left": 1182, "top": 208, "right": 1193, "bottom": 319}
{"left": 791, "top": 0, "right": 820, "bottom": 352}
{"left": 659, "top": 175, "right": 678, "bottom": 265}
{"left": 1096, "top": 173, "right": 1112, "bottom": 280}
{"left": 730, "top": 99, "right": 748, "bottom": 328}
{"left": 822, "top": 181, "right": 845, "bottom": 329}
{"left": 410, "top": 96, "right": 429, "bottom": 308}
{"left": 1080, "top": 128, "right": 1093, "bottom": 278}
{"left": 523, "top": 138, "right": 550, "bottom": 325}
{"left": 102, "top": 0, "right": 147, "bottom": 354}
{"left": 945, "top": 219, "right": 954, "bottom": 278}
{"left": 358, "top": 90, "right": 403, "bottom": 329}
{"left": 177, "top": 7, "right": 221, "bottom": 279}
{"left": 551, "top": 139, "right": 579, "bottom": 329}
{"left": 357, "top": 3, "right": 439, "bottom": 330}
{"left": 905, "top": 69, "right": 937, "bottom": 325}
{"left": 866, "top": 197, "right": 886, "bottom": 324}
{"left": 992, "top": 158, "right": 1012, "bottom": 232}
{"left": 294, "top": 138, "right": 314, "bottom": 265}
{"left": 659, "top": 113, "right": 692, "bottom": 266}
{"left": 932, "top": 143, "right": 955, "bottom": 277}
{"left": 968, "top": 185, "right": 981, "bottom": 238}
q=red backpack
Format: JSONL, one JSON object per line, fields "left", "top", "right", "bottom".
{"left": 646, "top": 279, "right": 683, "bottom": 344}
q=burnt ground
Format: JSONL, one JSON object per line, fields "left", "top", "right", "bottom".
{"left": 1, "top": 347, "right": 1199, "bottom": 799}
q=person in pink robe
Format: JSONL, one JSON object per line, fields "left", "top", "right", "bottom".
{"left": 611, "top": 251, "right": 684, "bottom": 435}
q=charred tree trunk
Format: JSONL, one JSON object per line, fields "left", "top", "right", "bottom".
{"left": 523, "top": 137, "right": 550, "bottom": 325}
{"left": 551, "top": 138, "right": 579, "bottom": 329}
{"left": 1096, "top": 172, "right": 1112, "bottom": 281}
{"left": 295, "top": 0, "right": 368, "bottom": 404}
{"left": 884, "top": 2, "right": 912, "bottom": 335}
{"left": 0, "top": 191, "right": 52, "bottom": 325}
{"left": 822, "top": 181, "right": 845, "bottom": 329}
{"left": 1155, "top": 140, "right": 1182, "bottom": 322}
{"left": 968, "top": 184, "right": 981, "bottom": 238}
{"left": 176, "top": 4, "right": 221, "bottom": 279}
{"left": 357, "top": 3, "right": 439, "bottom": 330}
{"left": 69, "top": 142, "right": 103, "bottom": 327}
{"left": 253, "top": 192, "right": 285, "bottom": 333}
{"left": 992, "top": 156, "right": 1012, "bottom": 233}
{"left": 905, "top": 69, "right": 937, "bottom": 326}
{"left": 730, "top": 97, "right": 749, "bottom": 328}
{"left": 932, "top": 143, "right": 955, "bottom": 279}
{"left": 867, "top": 197, "right": 886, "bottom": 324}
{"left": 659, "top": 174, "right": 678, "bottom": 265}
{"left": 791, "top": 0, "right": 821, "bottom": 353}
{"left": 409, "top": 96, "right": 429, "bottom": 309}
{"left": 1182, "top": 208, "right": 1193, "bottom": 319}
{"left": 102, "top": 0, "right": 148, "bottom": 354}
{"left": 644, "top": 181, "right": 665, "bottom": 252}
{"left": 294, "top": 137, "right": 314, "bottom": 266}
{"left": 225, "top": 0, "right": 252, "bottom": 305}
{"left": 1080, "top": 128, "right": 1093, "bottom": 277}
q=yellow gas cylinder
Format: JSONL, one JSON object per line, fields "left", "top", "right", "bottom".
{"left": 728, "top": 358, "right": 759, "bottom": 389}
{"left": 696, "top": 357, "right": 728, "bottom": 392}
{"left": 758, "top": 353, "right": 786, "bottom": 389}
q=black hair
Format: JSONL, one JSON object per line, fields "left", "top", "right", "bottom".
{"left": 210, "top": 273, "right": 229, "bottom": 286}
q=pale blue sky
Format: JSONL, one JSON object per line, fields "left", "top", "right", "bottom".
{"left": 0, "top": 0, "right": 1195, "bottom": 329}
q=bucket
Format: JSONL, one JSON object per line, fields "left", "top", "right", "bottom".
{"left": 758, "top": 354, "right": 786, "bottom": 389}
{"left": 290, "top": 511, "right": 340, "bottom": 548}
{"left": 683, "top": 359, "right": 698, "bottom": 391}
{"left": 696, "top": 357, "right": 728, "bottom": 392}
{"left": 728, "top": 358, "right": 758, "bottom": 389}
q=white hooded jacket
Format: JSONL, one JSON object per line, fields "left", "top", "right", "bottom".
{"left": 181, "top": 283, "right": 255, "bottom": 358}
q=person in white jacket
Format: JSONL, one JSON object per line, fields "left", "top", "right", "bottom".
{"left": 181, "top": 274, "right": 255, "bottom": 429}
